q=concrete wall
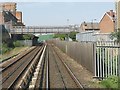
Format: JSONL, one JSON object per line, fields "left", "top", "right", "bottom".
{"left": 76, "top": 31, "right": 113, "bottom": 42}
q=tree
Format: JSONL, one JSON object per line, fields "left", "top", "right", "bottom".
{"left": 23, "top": 34, "right": 33, "bottom": 40}
{"left": 110, "top": 28, "right": 120, "bottom": 43}
{"left": 69, "top": 31, "right": 78, "bottom": 41}
{"left": 53, "top": 34, "right": 67, "bottom": 40}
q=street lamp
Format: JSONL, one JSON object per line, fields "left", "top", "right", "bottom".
{"left": 91, "top": 19, "right": 97, "bottom": 31}
{"left": 67, "top": 19, "right": 69, "bottom": 41}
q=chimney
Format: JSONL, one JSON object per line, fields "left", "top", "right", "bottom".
{"left": 110, "top": 10, "right": 114, "bottom": 17}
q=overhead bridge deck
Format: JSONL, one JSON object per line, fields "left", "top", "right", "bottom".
{"left": 9, "top": 26, "right": 78, "bottom": 34}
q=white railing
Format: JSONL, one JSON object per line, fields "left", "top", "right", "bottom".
{"left": 94, "top": 41, "right": 119, "bottom": 79}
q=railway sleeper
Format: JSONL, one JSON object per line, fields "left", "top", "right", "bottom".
{"left": 29, "top": 45, "right": 47, "bottom": 89}
{"left": 16, "top": 68, "right": 34, "bottom": 89}
{"left": 16, "top": 46, "right": 45, "bottom": 89}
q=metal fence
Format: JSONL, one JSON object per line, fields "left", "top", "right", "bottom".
{"left": 94, "top": 41, "right": 119, "bottom": 79}
{"left": 50, "top": 40, "right": 95, "bottom": 74}
{"left": 49, "top": 40, "right": 120, "bottom": 79}
{"left": 19, "top": 40, "right": 33, "bottom": 46}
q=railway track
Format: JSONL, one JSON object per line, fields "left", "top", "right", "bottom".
{"left": 52, "top": 45, "right": 84, "bottom": 89}
{"left": 1, "top": 44, "right": 45, "bottom": 89}
{"left": 39, "top": 44, "right": 84, "bottom": 89}
{"left": 1, "top": 43, "right": 84, "bottom": 89}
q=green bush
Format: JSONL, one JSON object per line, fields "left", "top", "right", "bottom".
{"left": 23, "top": 34, "right": 33, "bottom": 40}
{"left": 0, "top": 43, "right": 13, "bottom": 54}
{"left": 13, "top": 41, "right": 22, "bottom": 47}
{"left": 69, "top": 31, "right": 78, "bottom": 41}
{"left": 53, "top": 34, "right": 67, "bottom": 40}
{"left": 100, "top": 76, "right": 118, "bottom": 88}
{"left": 110, "top": 29, "right": 120, "bottom": 43}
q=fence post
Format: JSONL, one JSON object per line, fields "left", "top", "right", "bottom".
{"left": 118, "top": 43, "right": 120, "bottom": 88}
{"left": 93, "top": 42, "right": 97, "bottom": 77}
{"left": 65, "top": 42, "right": 68, "bottom": 54}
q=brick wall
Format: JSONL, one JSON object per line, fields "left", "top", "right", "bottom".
{"left": 16, "top": 11, "right": 22, "bottom": 22}
{"left": 99, "top": 14, "right": 114, "bottom": 33}
{"left": 1, "top": 2, "right": 16, "bottom": 16}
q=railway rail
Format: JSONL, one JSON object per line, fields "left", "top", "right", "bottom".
{"left": 48, "top": 44, "right": 84, "bottom": 89}
{"left": 36, "top": 44, "right": 84, "bottom": 89}
{"left": 1, "top": 43, "right": 84, "bottom": 89}
{"left": 1, "top": 44, "right": 45, "bottom": 89}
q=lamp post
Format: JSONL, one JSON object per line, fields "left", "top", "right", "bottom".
{"left": 67, "top": 19, "right": 69, "bottom": 41}
{"left": 92, "top": 19, "right": 96, "bottom": 31}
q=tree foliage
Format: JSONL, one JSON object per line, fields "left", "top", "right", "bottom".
{"left": 53, "top": 34, "right": 67, "bottom": 40}
{"left": 23, "top": 34, "right": 33, "bottom": 40}
{"left": 1, "top": 42, "right": 13, "bottom": 54}
{"left": 13, "top": 41, "right": 23, "bottom": 47}
{"left": 100, "top": 76, "right": 118, "bottom": 88}
{"left": 69, "top": 31, "right": 78, "bottom": 41}
{"left": 110, "top": 28, "right": 120, "bottom": 43}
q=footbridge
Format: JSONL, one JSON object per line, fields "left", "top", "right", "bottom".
{"left": 9, "top": 25, "right": 79, "bottom": 34}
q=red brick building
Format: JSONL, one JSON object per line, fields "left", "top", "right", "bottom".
{"left": 0, "top": 2, "right": 24, "bottom": 26}
{"left": 99, "top": 10, "right": 116, "bottom": 33}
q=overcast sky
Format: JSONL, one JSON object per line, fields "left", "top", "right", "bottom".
{"left": 15, "top": 2, "right": 115, "bottom": 26}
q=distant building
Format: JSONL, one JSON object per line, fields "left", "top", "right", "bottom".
{"left": 116, "top": 0, "right": 120, "bottom": 30}
{"left": 79, "top": 21, "right": 100, "bottom": 32}
{"left": 0, "top": 2, "right": 16, "bottom": 16}
{"left": 99, "top": 10, "right": 116, "bottom": 33}
{"left": 0, "top": 2, "right": 24, "bottom": 27}
{"left": 76, "top": 10, "right": 116, "bottom": 42}
{"left": 0, "top": 11, "right": 18, "bottom": 29}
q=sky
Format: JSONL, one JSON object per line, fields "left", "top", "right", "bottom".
{"left": 16, "top": 2, "right": 115, "bottom": 26}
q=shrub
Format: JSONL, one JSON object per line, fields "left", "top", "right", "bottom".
{"left": 13, "top": 41, "right": 22, "bottom": 47}
{"left": 23, "top": 34, "right": 33, "bottom": 40}
{"left": 0, "top": 43, "right": 13, "bottom": 54}
{"left": 100, "top": 76, "right": 118, "bottom": 88}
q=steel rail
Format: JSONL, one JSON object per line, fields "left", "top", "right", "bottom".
{"left": 49, "top": 45, "right": 66, "bottom": 89}
{"left": 28, "top": 45, "right": 47, "bottom": 89}
{"left": 7, "top": 46, "right": 42, "bottom": 89}
{"left": 52, "top": 45, "right": 84, "bottom": 89}
{"left": 1, "top": 47, "right": 39, "bottom": 84}
{"left": 1, "top": 46, "right": 36, "bottom": 73}
{"left": 16, "top": 45, "right": 45, "bottom": 89}
{"left": 46, "top": 45, "right": 49, "bottom": 89}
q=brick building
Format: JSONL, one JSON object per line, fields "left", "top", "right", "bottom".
{"left": 99, "top": 10, "right": 116, "bottom": 33}
{"left": 0, "top": 2, "right": 24, "bottom": 26}
{"left": 0, "top": 2, "right": 16, "bottom": 15}
{"left": 79, "top": 21, "right": 100, "bottom": 32}
{"left": 16, "top": 11, "right": 22, "bottom": 22}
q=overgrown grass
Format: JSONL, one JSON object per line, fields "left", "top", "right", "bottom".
{"left": 0, "top": 43, "right": 13, "bottom": 54}
{"left": 13, "top": 41, "right": 23, "bottom": 47}
{"left": 100, "top": 76, "right": 118, "bottom": 88}
{"left": 1, "top": 41, "right": 24, "bottom": 55}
